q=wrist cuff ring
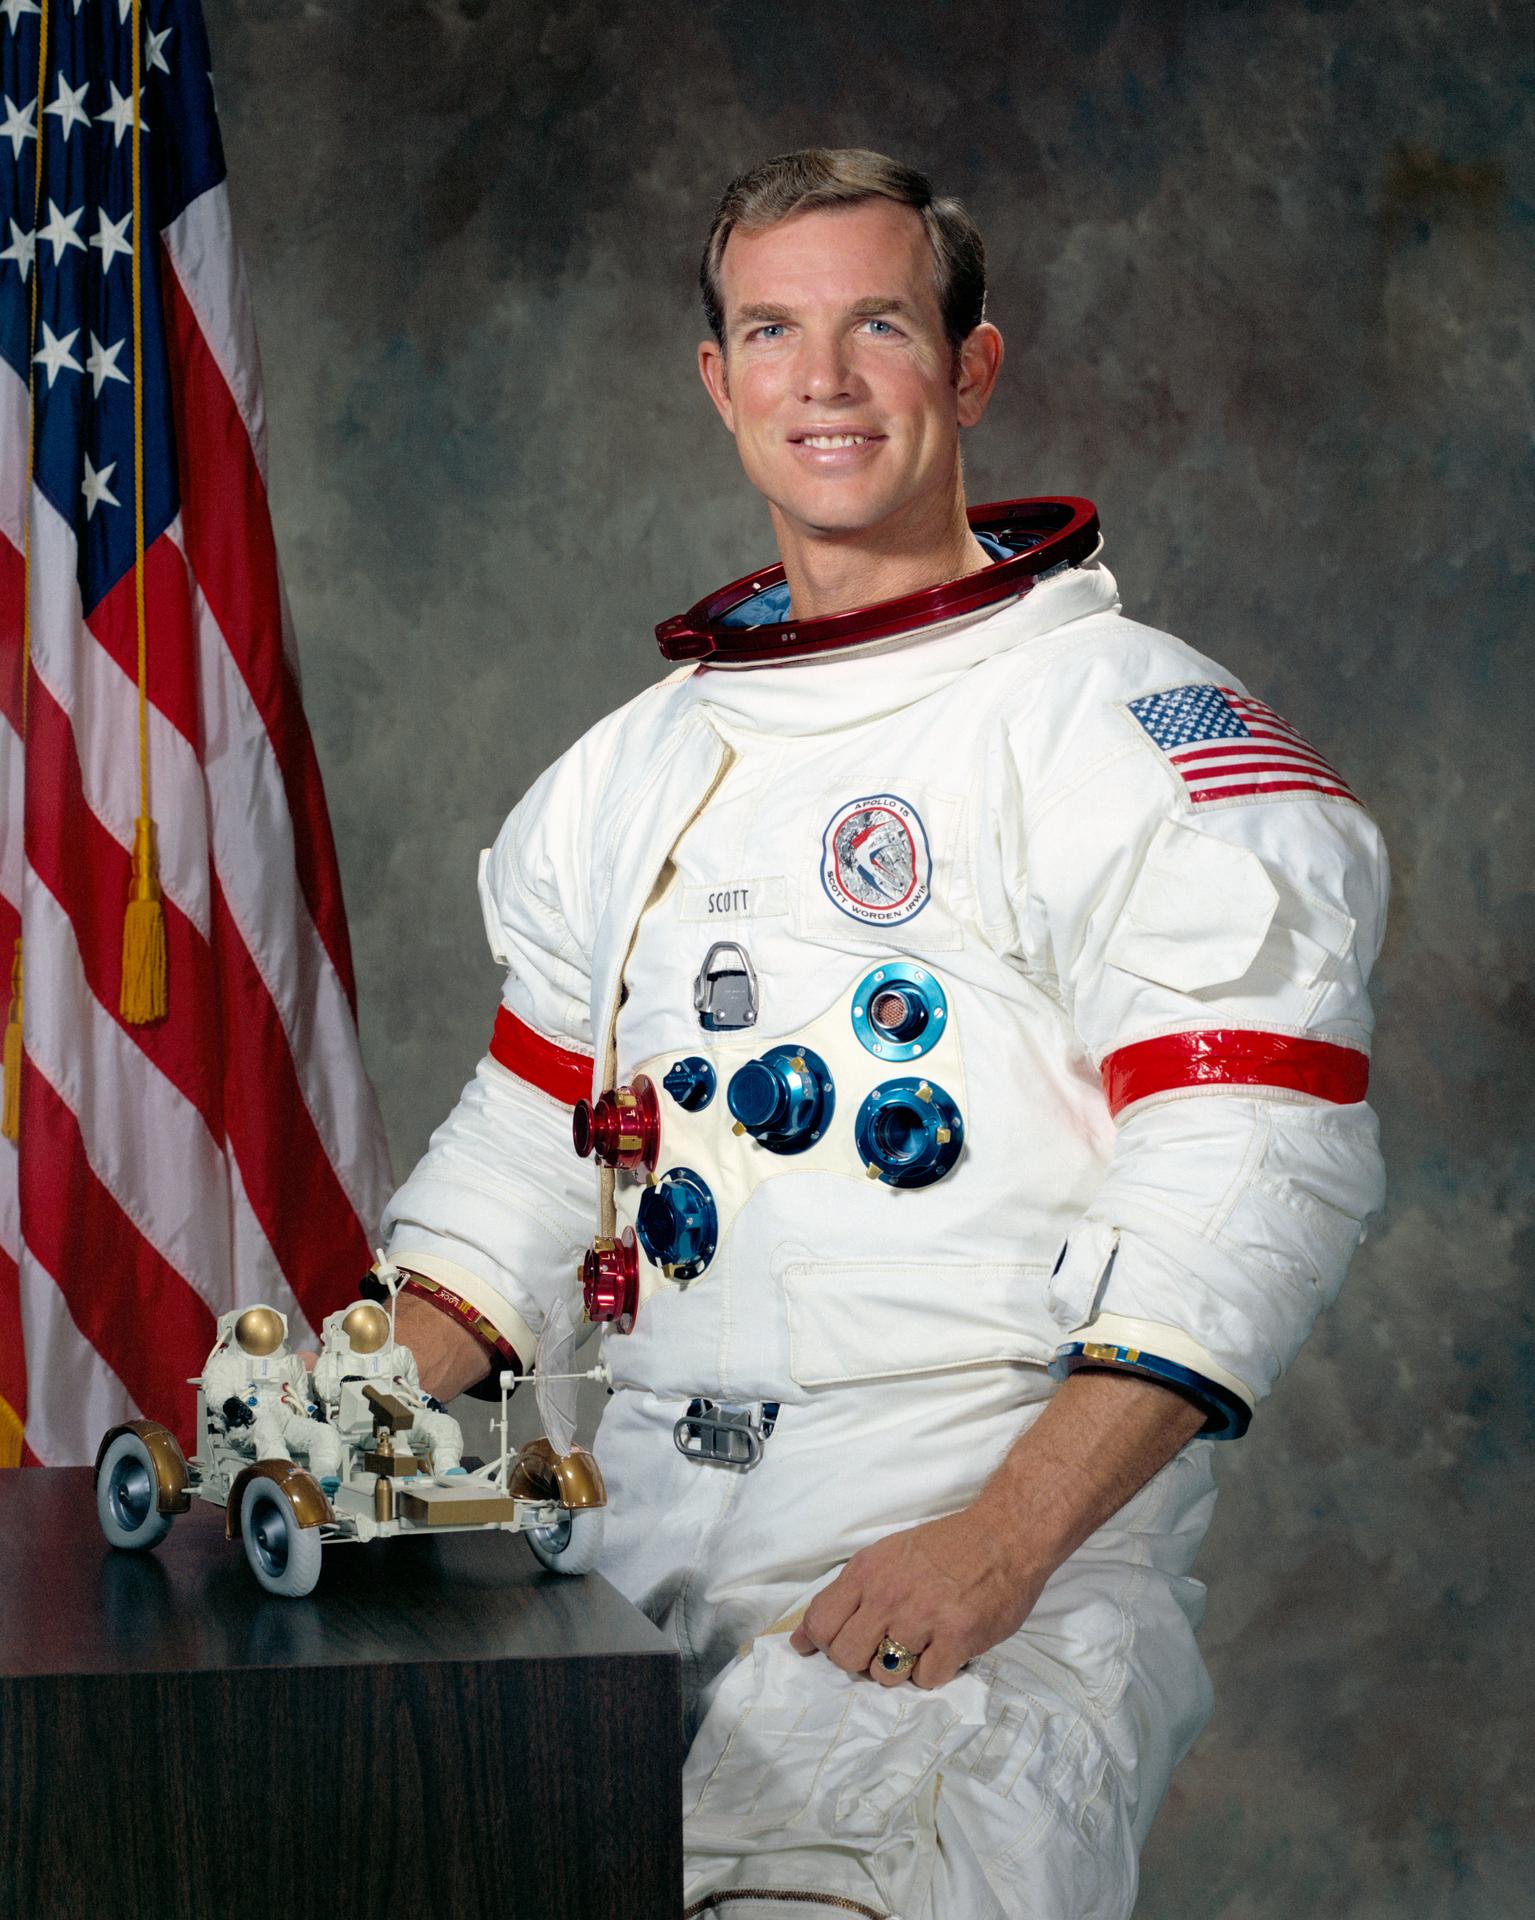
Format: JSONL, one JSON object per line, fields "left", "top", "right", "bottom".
{"left": 877, "top": 1635, "right": 917, "bottom": 1677}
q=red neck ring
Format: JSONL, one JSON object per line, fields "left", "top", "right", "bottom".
{"left": 655, "top": 496, "right": 1100, "bottom": 666}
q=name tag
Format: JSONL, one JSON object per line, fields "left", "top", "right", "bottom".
{"left": 680, "top": 877, "right": 788, "bottom": 921}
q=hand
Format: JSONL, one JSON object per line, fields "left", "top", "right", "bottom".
{"left": 788, "top": 1506, "right": 1047, "bottom": 1690}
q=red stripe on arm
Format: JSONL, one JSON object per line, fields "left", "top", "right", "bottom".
{"left": 161, "top": 254, "right": 359, "bottom": 1014}
{"left": 1102, "top": 1028, "right": 1370, "bottom": 1118}
{"left": 489, "top": 1007, "right": 593, "bottom": 1106}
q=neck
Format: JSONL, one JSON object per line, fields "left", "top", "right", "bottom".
{"left": 769, "top": 475, "right": 993, "bottom": 620}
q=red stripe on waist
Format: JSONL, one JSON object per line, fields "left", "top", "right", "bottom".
{"left": 1102, "top": 1028, "right": 1369, "bottom": 1118}
{"left": 490, "top": 1007, "right": 593, "bottom": 1105}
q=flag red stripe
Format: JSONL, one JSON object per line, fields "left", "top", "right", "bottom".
{"left": 0, "top": 885, "right": 21, "bottom": 1439}
{"left": 27, "top": 678, "right": 367, "bottom": 1333}
{"left": 209, "top": 874, "right": 373, "bottom": 1329}
{"left": 18, "top": 1062, "right": 215, "bottom": 1451}
{"left": 490, "top": 1006, "right": 594, "bottom": 1106}
{"left": 0, "top": 1241, "right": 25, "bottom": 1435}
{"left": 1178, "top": 758, "right": 1356, "bottom": 787}
{"left": 1190, "top": 778, "right": 1359, "bottom": 804}
{"left": 83, "top": 530, "right": 201, "bottom": 750}
{"left": 1102, "top": 1027, "right": 1369, "bottom": 1117}
{"left": 25, "top": 677, "right": 226, "bottom": 1138}
{"left": 0, "top": 530, "right": 21, "bottom": 737}
{"left": 1173, "top": 736, "right": 1340, "bottom": 773}
{"left": 162, "top": 256, "right": 358, "bottom": 1013}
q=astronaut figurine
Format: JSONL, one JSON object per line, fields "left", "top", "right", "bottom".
{"left": 313, "top": 1301, "right": 466, "bottom": 1476}
{"left": 202, "top": 1306, "right": 343, "bottom": 1495}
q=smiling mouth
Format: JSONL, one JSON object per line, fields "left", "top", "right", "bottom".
{"left": 791, "top": 432, "right": 884, "bottom": 450}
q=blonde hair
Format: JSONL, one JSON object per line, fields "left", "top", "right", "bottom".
{"left": 700, "top": 147, "right": 986, "bottom": 351}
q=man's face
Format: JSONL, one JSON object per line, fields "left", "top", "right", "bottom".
{"left": 699, "top": 200, "right": 997, "bottom": 542}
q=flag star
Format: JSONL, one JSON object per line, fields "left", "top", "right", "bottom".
{"left": 85, "top": 331, "right": 129, "bottom": 396}
{"left": 0, "top": 92, "right": 36, "bottom": 162}
{"left": 81, "top": 453, "right": 121, "bottom": 520}
{"left": 43, "top": 73, "right": 91, "bottom": 140}
{"left": 0, "top": 217, "right": 32, "bottom": 281}
{"left": 1, "top": 0, "right": 43, "bottom": 31}
{"left": 36, "top": 197, "right": 87, "bottom": 263}
{"left": 33, "top": 321, "right": 83, "bottom": 388}
{"left": 145, "top": 25, "right": 172, "bottom": 74}
{"left": 89, "top": 206, "right": 132, "bottom": 269}
{"left": 96, "top": 81, "right": 148, "bottom": 147}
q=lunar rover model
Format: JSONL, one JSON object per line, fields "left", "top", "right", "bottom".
{"left": 93, "top": 1275, "right": 607, "bottom": 1598}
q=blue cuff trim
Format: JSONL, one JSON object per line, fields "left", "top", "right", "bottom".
{"left": 1048, "top": 1342, "right": 1252, "bottom": 1440}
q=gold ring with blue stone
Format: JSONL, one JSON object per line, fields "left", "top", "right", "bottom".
{"left": 876, "top": 1634, "right": 917, "bottom": 1678}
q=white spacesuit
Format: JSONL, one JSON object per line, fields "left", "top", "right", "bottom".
{"left": 313, "top": 1301, "right": 466, "bottom": 1475}
{"left": 202, "top": 1306, "right": 342, "bottom": 1491}
{"left": 383, "top": 517, "right": 1387, "bottom": 1919}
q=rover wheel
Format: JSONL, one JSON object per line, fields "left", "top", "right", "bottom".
{"left": 97, "top": 1431, "right": 175, "bottom": 1550}
{"left": 526, "top": 1503, "right": 605, "bottom": 1576}
{"left": 240, "top": 1478, "right": 324, "bottom": 1598}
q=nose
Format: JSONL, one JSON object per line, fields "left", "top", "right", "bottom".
{"left": 796, "top": 326, "right": 858, "bottom": 405}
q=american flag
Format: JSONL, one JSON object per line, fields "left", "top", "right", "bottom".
{"left": 1127, "top": 682, "right": 1361, "bottom": 809}
{"left": 1, "top": 0, "right": 391, "bottom": 1465}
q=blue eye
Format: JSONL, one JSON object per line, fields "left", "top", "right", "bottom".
{"left": 863, "top": 319, "right": 897, "bottom": 335}
{"left": 752, "top": 323, "right": 785, "bottom": 341}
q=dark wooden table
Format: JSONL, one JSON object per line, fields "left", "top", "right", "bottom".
{"left": 0, "top": 1467, "right": 682, "bottom": 1920}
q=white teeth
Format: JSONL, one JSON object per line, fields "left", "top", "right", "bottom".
{"left": 801, "top": 434, "right": 870, "bottom": 449}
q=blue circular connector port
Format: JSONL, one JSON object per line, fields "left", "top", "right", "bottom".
{"left": 636, "top": 1167, "right": 718, "bottom": 1279}
{"left": 850, "top": 963, "right": 948, "bottom": 1062}
{"left": 854, "top": 1078, "right": 964, "bottom": 1188}
{"left": 662, "top": 1056, "right": 717, "bottom": 1112}
{"left": 726, "top": 1045, "right": 834, "bottom": 1155}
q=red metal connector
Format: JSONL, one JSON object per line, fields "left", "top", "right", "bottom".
{"left": 581, "top": 1228, "right": 640, "bottom": 1333}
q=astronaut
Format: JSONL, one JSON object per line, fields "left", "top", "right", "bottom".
{"left": 202, "top": 1306, "right": 342, "bottom": 1495}
{"left": 377, "top": 150, "right": 1388, "bottom": 1919}
{"left": 313, "top": 1301, "right": 466, "bottom": 1476}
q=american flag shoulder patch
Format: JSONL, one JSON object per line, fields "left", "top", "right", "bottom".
{"left": 1125, "top": 684, "right": 1362, "bottom": 810}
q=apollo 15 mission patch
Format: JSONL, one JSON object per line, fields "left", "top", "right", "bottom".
{"left": 1127, "top": 683, "right": 1362, "bottom": 810}
{"left": 821, "top": 794, "right": 932, "bottom": 925}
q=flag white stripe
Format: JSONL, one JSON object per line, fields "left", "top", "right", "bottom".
{"left": 23, "top": 491, "right": 389, "bottom": 1222}
{"left": 169, "top": 526, "right": 392, "bottom": 1217}
{"left": 161, "top": 183, "right": 269, "bottom": 483}
{"left": 26, "top": 490, "right": 217, "bottom": 941}
{"left": 0, "top": 354, "right": 23, "bottom": 550}
{"left": 23, "top": 874, "right": 234, "bottom": 1317}
{"left": 16, "top": 1241, "right": 138, "bottom": 1467}
{"left": 1, "top": 711, "right": 20, "bottom": 908}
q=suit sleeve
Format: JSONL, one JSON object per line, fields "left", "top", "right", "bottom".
{"left": 379, "top": 720, "right": 619, "bottom": 1369}
{"left": 1008, "top": 654, "right": 1388, "bottom": 1434}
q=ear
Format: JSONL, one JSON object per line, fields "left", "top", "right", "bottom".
{"left": 698, "top": 337, "right": 737, "bottom": 434}
{"left": 955, "top": 322, "right": 1004, "bottom": 429}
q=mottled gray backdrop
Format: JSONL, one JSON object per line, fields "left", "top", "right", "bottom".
{"left": 213, "top": 1, "right": 1532, "bottom": 1912}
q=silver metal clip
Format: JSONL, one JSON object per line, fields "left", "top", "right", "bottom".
{"left": 693, "top": 941, "right": 758, "bottom": 1032}
{"left": 673, "top": 1398, "right": 778, "bottom": 1471}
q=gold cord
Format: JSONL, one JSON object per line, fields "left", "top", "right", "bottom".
{"left": 119, "top": 0, "right": 167, "bottom": 1023}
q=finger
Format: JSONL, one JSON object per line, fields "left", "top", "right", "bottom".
{"left": 793, "top": 1571, "right": 862, "bottom": 1657}
{"left": 825, "top": 1601, "right": 893, "bottom": 1676}
{"left": 911, "top": 1641, "right": 964, "bottom": 1690}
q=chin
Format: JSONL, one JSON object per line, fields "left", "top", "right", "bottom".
{"left": 767, "top": 480, "right": 907, "bottom": 540}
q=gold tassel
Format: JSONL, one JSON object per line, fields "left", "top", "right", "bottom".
{"left": 0, "top": 1392, "right": 21, "bottom": 1469}
{"left": 2, "top": 938, "right": 20, "bottom": 1144}
{"left": 120, "top": 815, "right": 168, "bottom": 1025}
